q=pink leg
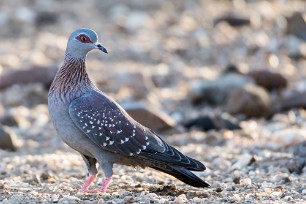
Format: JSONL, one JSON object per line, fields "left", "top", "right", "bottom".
{"left": 79, "top": 174, "right": 98, "bottom": 193}
{"left": 100, "top": 177, "right": 112, "bottom": 193}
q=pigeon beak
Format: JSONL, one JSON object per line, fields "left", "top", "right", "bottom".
{"left": 95, "top": 43, "right": 108, "bottom": 54}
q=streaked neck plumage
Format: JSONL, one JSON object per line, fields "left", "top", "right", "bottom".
{"left": 49, "top": 53, "right": 94, "bottom": 104}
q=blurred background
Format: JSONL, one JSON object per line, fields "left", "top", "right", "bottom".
{"left": 0, "top": 0, "right": 306, "bottom": 203}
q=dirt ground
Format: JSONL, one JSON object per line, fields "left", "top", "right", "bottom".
{"left": 0, "top": 0, "right": 306, "bottom": 203}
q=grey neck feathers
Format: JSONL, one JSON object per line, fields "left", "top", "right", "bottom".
{"left": 49, "top": 53, "right": 94, "bottom": 103}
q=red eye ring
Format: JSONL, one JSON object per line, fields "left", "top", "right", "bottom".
{"left": 76, "top": 34, "right": 92, "bottom": 43}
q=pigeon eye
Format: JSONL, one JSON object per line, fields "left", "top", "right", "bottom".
{"left": 77, "top": 34, "right": 91, "bottom": 43}
{"left": 81, "top": 36, "right": 86, "bottom": 42}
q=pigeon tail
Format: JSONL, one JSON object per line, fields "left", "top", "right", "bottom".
{"left": 151, "top": 165, "right": 210, "bottom": 188}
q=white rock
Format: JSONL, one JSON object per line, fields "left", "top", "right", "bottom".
{"left": 232, "top": 194, "right": 241, "bottom": 201}
{"left": 14, "top": 7, "right": 36, "bottom": 24}
{"left": 126, "top": 12, "right": 151, "bottom": 31}
{"left": 283, "top": 196, "right": 293, "bottom": 201}
{"left": 174, "top": 194, "right": 188, "bottom": 203}
{"left": 58, "top": 195, "right": 81, "bottom": 204}
{"left": 5, "top": 195, "right": 31, "bottom": 204}
{"left": 192, "top": 197, "right": 205, "bottom": 203}
{"left": 271, "top": 129, "right": 306, "bottom": 147}
{"left": 231, "top": 154, "right": 253, "bottom": 170}
{"left": 240, "top": 178, "right": 252, "bottom": 186}
{"left": 302, "top": 189, "right": 306, "bottom": 195}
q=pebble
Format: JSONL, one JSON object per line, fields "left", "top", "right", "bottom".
{"left": 123, "top": 195, "right": 134, "bottom": 203}
{"left": 231, "top": 154, "right": 253, "bottom": 170}
{"left": 302, "top": 189, "right": 306, "bottom": 195}
{"left": 225, "top": 185, "right": 236, "bottom": 191}
{"left": 240, "top": 178, "right": 252, "bottom": 186}
{"left": 225, "top": 84, "right": 271, "bottom": 118}
{"left": 0, "top": 126, "right": 18, "bottom": 151}
{"left": 283, "top": 196, "right": 293, "bottom": 201}
{"left": 232, "top": 194, "right": 241, "bottom": 201}
{"left": 58, "top": 195, "right": 81, "bottom": 204}
{"left": 174, "top": 194, "right": 187, "bottom": 203}
{"left": 271, "top": 129, "right": 306, "bottom": 147}
{"left": 123, "top": 102, "right": 176, "bottom": 131}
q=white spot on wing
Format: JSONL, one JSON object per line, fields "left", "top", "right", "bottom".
{"left": 109, "top": 140, "right": 114, "bottom": 145}
{"left": 103, "top": 143, "right": 107, "bottom": 146}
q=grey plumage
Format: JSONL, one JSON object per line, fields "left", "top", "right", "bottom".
{"left": 48, "top": 28, "right": 209, "bottom": 193}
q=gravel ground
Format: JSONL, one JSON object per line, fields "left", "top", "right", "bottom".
{"left": 0, "top": 0, "right": 306, "bottom": 203}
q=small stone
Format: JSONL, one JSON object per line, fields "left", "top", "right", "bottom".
{"left": 174, "top": 194, "right": 187, "bottom": 203}
{"left": 123, "top": 102, "right": 176, "bottom": 132}
{"left": 192, "top": 197, "right": 204, "bottom": 203}
{"left": 264, "top": 187, "right": 272, "bottom": 194}
{"left": 100, "top": 71, "right": 150, "bottom": 100}
{"left": 302, "top": 189, "right": 306, "bottom": 195}
{"left": 0, "top": 66, "right": 57, "bottom": 90}
{"left": 123, "top": 195, "right": 134, "bottom": 203}
{"left": 233, "top": 177, "right": 240, "bottom": 184}
{"left": 231, "top": 154, "right": 254, "bottom": 170}
{"left": 293, "top": 141, "right": 306, "bottom": 158}
{"left": 58, "top": 195, "right": 81, "bottom": 204}
{"left": 214, "top": 13, "right": 251, "bottom": 27}
{"left": 283, "top": 196, "right": 293, "bottom": 201}
{"left": 189, "top": 73, "right": 253, "bottom": 105}
{"left": 215, "top": 187, "right": 223, "bottom": 192}
{"left": 183, "top": 113, "right": 241, "bottom": 131}
{"left": 271, "top": 129, "right": 306, "bottom": 147}
{"left": 240, "top": 178, "right": 252, "bottom": 186}
{"left": 5, "top": 195, "right": 31, "bottom": 204}
{"left": 272, "top": 173, "right": 290, "bottom": 184}
{"left": 0, "top": 114, "right": 19, "bottom": 127}
{"left": 225, "top": 84, "right": 271, "bottom": 118}
{"left": 134, "top": 183, "right": 141, "bottom": 188}
{"left": 247, "top": 70, "right": 287, "bottom": 91}
{"left": 168, "top": 183, "right": 177, "bottom": 190}
{"left": 225, "top": 185, "right": 235, "bottom": 191}
{"left": 15, "top": 7, "right": 36, "bottom": 24}
{"left": 285, "top": 12, "right": 306, "bottom": 40}
{"left": 232, "top": 194, "right": 241, "bottom": 201}
{"left": 125, "top": 12, "right": 151, "bottom": 32}
{"left": 0, "top": 126, "right": 18, "bottom": 151}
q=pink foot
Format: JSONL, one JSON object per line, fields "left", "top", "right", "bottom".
{"left": 79, "top": 174, "right": 98, "bottom": 193}
{"left": 100, "top": 177, "right": 112, "bottom": 193}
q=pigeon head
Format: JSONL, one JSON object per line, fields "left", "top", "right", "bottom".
{"left": 66, "top": 28, "right": 108, "bottom": 59}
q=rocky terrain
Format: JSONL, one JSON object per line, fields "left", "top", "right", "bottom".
{"left": 0, "top": 0, "right": 306, "bottom": 203}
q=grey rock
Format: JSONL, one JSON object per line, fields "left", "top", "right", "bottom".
{"left": 293, "top": 141, "right": 306, "bottom": 158}
{"left": 122, "top": 102, "right": 176, "bottom": 132}
{"left": 285, "top": 12, "right": 306, "bottom": 41}
{"left": 0, "top": 66, "right": 57, "bottom": 90}
{"left": 225, "top": 84, "right": 271, "bottom": 118}
{"left": 0, "top": 126, "right": 18, "bottom": 151}
{"left": 100, "top": 71, "right": 151, "bottom": 100}
{"left": 190, "top": 73, "right": 254, "bottom": 105}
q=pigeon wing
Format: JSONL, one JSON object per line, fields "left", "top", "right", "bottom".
{"left": 69, "top": 90, "right": 165, "bottom": 156}
{"left": 69, "top": 90, "right": 205, "bottom": 170}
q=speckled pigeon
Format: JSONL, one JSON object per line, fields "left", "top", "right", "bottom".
{"left": 48, "top": 28, "right": 209, "bottom": 193}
